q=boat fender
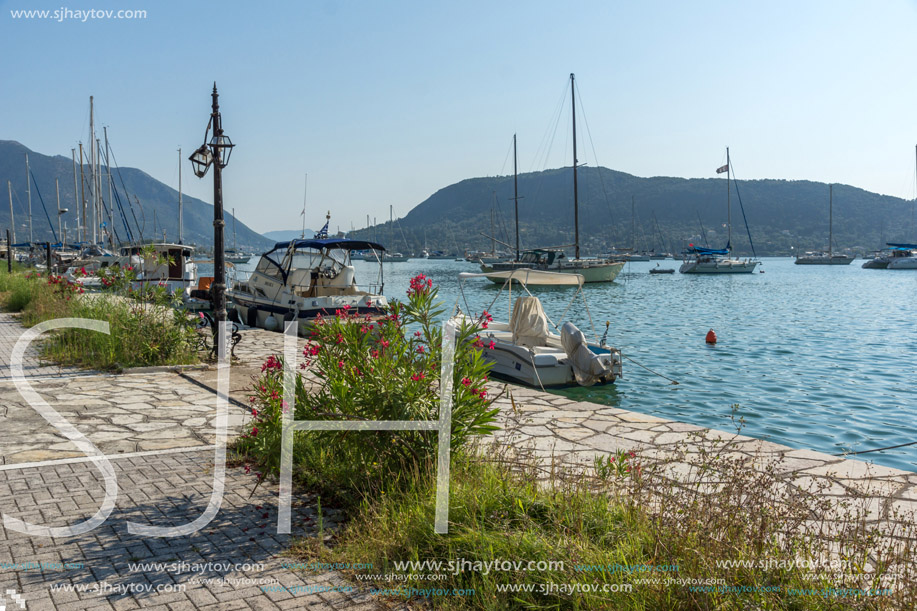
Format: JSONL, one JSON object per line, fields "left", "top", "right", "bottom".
{"left": 705, "top": 329, "right": 717, "bottom": 344}
{"left": 264, "top": 314, "right": 279, "bottom": 331}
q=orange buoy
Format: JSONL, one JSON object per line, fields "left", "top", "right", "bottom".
{"left": 705, "top": 329, "right": 717, "bottom": 344}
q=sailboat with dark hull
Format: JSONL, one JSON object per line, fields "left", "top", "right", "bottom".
{"left": 795, "top": 185, "right": 853, "bottom": 265}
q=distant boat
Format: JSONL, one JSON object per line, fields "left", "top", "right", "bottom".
{"left": 885, "top": 243, "right": 917, "bottom": 269}
{"left": 680, "top": 148, "right": 759, "bottom": 274}
{"left": 795, "top": 185, "right": 853, "bottom": 265}
{"left": 649, "top": 264, "right": 675, "bottom": 274}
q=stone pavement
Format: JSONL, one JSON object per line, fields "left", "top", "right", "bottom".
{"left": 0, "top": 314, "right": 405, "bottom": 610}
{"left": 1, "top": 311, "right": 915, "bottom": 608}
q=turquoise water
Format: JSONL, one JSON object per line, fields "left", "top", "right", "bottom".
{"left": 222, "top": 255, "right": 917, "bottom": 472}
{"left": 356, "top": 257, "right": 917, "bottom": 473}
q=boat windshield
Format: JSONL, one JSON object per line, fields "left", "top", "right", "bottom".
{"left": 287, "top": 247, "right": 350, "bottom": 270}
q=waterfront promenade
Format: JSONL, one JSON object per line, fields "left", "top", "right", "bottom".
{"left": 0, "top": 312, "right": 914, "bottom": 609}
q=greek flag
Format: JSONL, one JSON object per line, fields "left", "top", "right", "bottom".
{"left": 314, "top": 221, "right": 329, "bottom": 239}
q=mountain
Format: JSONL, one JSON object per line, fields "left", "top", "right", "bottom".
{"left": 346, "top": 166, "right": 917, "bottom": 256}
{"left": 0, "top": 140, "right": 273, "bottom": 250}
{"left": 262, "top": 229, "right": 316, "bottom": 242}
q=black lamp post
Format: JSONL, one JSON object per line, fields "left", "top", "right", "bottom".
{"left": 189, "top": 83, "right": 234, "bottom": 330}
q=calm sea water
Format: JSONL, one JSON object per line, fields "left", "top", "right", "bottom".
{"left": 217, "top": 256, "right": 917, "bottom": 472}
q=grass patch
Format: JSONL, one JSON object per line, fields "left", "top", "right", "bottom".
{"left": 0, "top": 268, "right": 198, "bottom": 370}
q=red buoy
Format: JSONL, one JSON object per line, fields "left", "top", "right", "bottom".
{"left": 705, "top": 329, "right": 717, "bottom": 344}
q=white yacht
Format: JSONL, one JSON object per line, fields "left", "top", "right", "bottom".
{"left": 886, "top": 244, "right": 917, "bottom": 269}
{"left": 483, "top": 248, "right": 624, "bottom": 284}
{"left": 228, "top": 237, "right": 388, "bottom": 335}
{"left": 794, "top": 185, "right": 853, "bottom": 265}
{"left": 452, "top": 269, "right": 622, "bottom": 388}
{"left": 120, "top": 243, "right": 197, "bottom": 297}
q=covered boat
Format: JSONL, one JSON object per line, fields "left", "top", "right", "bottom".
{"left": 451, "top": 269, "right": 622, "bottom": 388}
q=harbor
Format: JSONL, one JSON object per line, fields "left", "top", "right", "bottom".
{"left": 4, "top": 2, "right": 917, "bottom": 609}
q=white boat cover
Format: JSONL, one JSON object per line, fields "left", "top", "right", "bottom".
{"left": 560, "top": 321, "right": 613, "bottom": 386}
{"left": 510, "top": 297, "right": 550, "bottom": 348}
{"left": 458, "top": 269, "right": 584, "bottom": 286}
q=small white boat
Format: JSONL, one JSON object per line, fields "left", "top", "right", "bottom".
{"left": 452, "top": 269, "right": 622, "bottom": 388}
{"left": 886, "top": 244, "right": 917, "bottom": 269}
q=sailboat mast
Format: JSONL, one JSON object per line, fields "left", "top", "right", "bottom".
{"left": 301, "top": 174, "right": 307, "bottom": 238}
{"left": 232, "top": 207, "right": 237, "bottom": 251}
{"left": 490, "top": 200, "right": 495, "bottom": 256}
{"left": 513, "top": 133, "right": 519, "bottom": 261}
{"left": 56, "top": 179, "right": 62, "bottom": 247}
{"left": 828, "top": 184, "right": 833, "bottom": 257}
{"left": 78, "top": 144, "right": 86, "bottom": 244}
{"left": 96, "top": 138, "right": 103, "bottom": 244}
{"left": 726, "top": 147, "right": 732, "bottom": 250}
{"left": 25, "top": 154, "right": 32, "bottom": 243}
{"left": 631, "top": 196, "right": 636, "bottom": 251}
{"left": 571, "top": 73, "right": 580, "bottom": 260}
{"left": 7, "top": 181, "right": 14, "bottom": 244}
{"left": 178, "top": 147, "right": 183, "bottom": 244}
{"left": 104, "top": 128, "right": 113, "bottom": 246}
{"left": 389, "top": 205, "right": 393, "bottom": 255}
{"left": 90, "top": 96, "right": 96, "bottom": 244}
{"left": 71, "top": 149, "right": 79, "bottom": 244}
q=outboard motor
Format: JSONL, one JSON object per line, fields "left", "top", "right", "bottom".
{"left": 560, "top": 322, "right": 615, "bottom": 386}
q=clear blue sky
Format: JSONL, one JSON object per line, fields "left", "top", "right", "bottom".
{"left": 2, "top": 0, "right": 916, "bottom": 234}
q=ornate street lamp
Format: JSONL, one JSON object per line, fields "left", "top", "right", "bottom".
{"left": 189, "top": 83, "right": 235, "bottom": 333}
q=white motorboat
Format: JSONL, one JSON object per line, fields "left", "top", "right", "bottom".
{"left": 452, "top": 269, "right": 622, "bottom": 388}
{"left": 228, "top": 236, "right": 388, "bottom": 335}
{"left": 680, "top": 148, "right": 759, "bottom": 274}
{"left": 120, "top": 243, "right": 197, "bottom": 297}
{"left": 885, "top": 244, "right": 917, "bottom": 269}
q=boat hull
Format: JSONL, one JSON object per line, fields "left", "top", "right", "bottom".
{"left": 230, "top": 296, "right": 386, "bottom": 336}
{"left": 887, "top": 257, "right": 917, "bottom": 269}
{"left": 679, "top": 259, "right": 759, "bottom": 274}
{"left": 794, "top": 256, "right": 853, "bottom": 265}
{"left": 481, "top": 340, "right": 619, "bottom": 388}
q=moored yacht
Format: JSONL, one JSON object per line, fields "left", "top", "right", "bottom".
{"left": 228, "top": 237, "right": 388, "bottom": 335}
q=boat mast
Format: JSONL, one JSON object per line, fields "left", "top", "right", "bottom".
{"left": 71, "top": 149, "right": 79, "bottom": 244}
{"left": 390, "top": 205, "right": 394, "bottom": 255}
{"left": 490, "top": 199, "right": 495, "bottom": 256}
{"left": 96, "top": 137, "right": 103, "bottom": 244}
{"left": 631, "top": 196, "right": 636, "bottom": 251}
{"left": 571, "top": 73, "right": 580, "bottom": 260}
{"left": 301, "top": 173, "right": 307, "bottom": 238}
{"left": 7, "top": 181, "right": 14, "bottom": 244}
{"left": 828, "top": 184, "right": 833, "bottom": 257}
{"left": 178, "top": 147, "right": 183, "bottom": 244}
{"left": 232, "top": 207, "right": 237, "bottom": 251}
{"left": 90, "top": 96, "right": 96, "bottom": 244}
{"left": 104, "top": 128, "right": 113, "bottom": 247}
{"left": 25, "top": 153, "right": 32, "bottom": 243}
{"left": 513, "top": 133, "right": 520, "bottom": 261}
{"left": 726, "top": 147, "right": 732, "bottom": 251}
{"left": 79, "top": 143, "right": 86, "bottom": 244}
{"left": 56, "top": 179, "right": 62, "bottom": 247}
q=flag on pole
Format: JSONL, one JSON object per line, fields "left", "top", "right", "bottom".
{"left": 716, "top": 164, "right": 729, "bottom": 174}
{"left": 313, "top": 220, "right": 329, "bottom": 239}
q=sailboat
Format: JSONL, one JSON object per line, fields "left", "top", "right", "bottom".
{"left": 794, "top": 185, "right": 853, "bottom": 265}
{"left": 679, "top": 148, "right": 759, "bottom": 274}
{"left": 488, "top": 77, "right": 624, "bottom": 284}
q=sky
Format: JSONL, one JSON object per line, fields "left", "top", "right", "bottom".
{"left": 2, "top": 0, "right": 917, "bottom": 235}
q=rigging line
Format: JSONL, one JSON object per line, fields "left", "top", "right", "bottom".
{"left": 729, "top": 162, "right": 757, "bottom": 259}
{"left": 28, "top": 169, "right": 59, "bottom": 243}
{"left": 833, "top": 440, "right": 917, "bottom": 457}
{"left": 573, "top": 78, "right": 620, "bottom": 247}
{"left": 107, "top": 142, "right": 144, "bottom": 241}
{"left": 621, "top": 353, "right": 679, "bottom": 385}
{"left": 499, "top": 137, "right": 513, "bottom": 177}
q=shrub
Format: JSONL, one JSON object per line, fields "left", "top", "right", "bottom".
{"left": 236, "top": 274, "right": 499, "bottom": 500}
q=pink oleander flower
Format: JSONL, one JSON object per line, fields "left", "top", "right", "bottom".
{"left": 461, "top": 377, "right": 471, "bottom": 387}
